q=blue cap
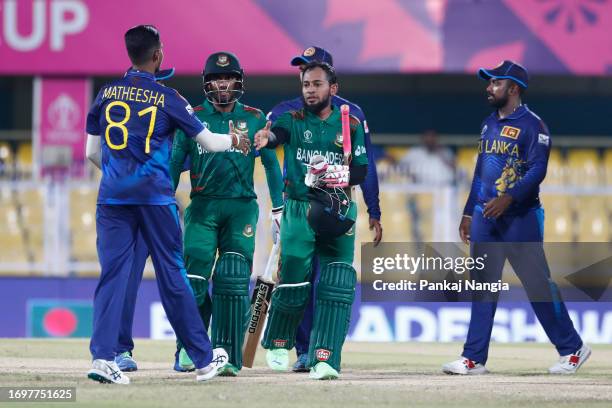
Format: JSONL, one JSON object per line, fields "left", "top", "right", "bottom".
{"left": 291, "top": 46, "right": 334, "bottom": 66}
{"left": 478, "top": 60, "right": 528, "bottom": 88}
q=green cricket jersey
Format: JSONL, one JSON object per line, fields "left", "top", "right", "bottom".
{"left": 170, "top": 100, "right": 284, "bottom": 207}
{"left": 273, "top": 105, "right": 368, "bottom": 200}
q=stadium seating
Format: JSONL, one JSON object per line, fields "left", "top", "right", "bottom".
{"left": 380, "top": 191, "right": 412, "bottom": 241}
{"left": 70, "top": 187, "right": 98, "bottom": 262}
{"left": 0, "top": 141, "right": 13, "bottom": 175}
{"left": 566, "top": 149, "right": 602, "bottom": 186}
{"left": 385, "top": 146, "right": 409, "bottom": 162}
{"left": 16, "top": 143, "right": 33, "bottom": 176}
{"left": 575, "top": 196, "right": 610, "bottom": 242}
{"left": 414, "top": 193, "right": 433, "bottom": 242}
{"left": 0, "top": 141, "right": 611, "bottom": 276}
{"left": 604, "top": 149, "right": 612, "bottom": 186}
{"left": 456, "top": 147, "right": 478, "bottom": 184}
{"left": 540, "top": 194, "right": 574, "bottom": 242}
{"left": 0, "top": 187, "right": 28, "bottom": 263}
{"left": 16, "top": 188, "right": 44, "bottom": 262}
{"left": 542, "top": 148, "right": 564, "bottom": 186}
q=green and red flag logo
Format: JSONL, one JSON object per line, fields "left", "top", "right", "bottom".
{"left": 28, "top": 300, "right": 93, "bottom": 338}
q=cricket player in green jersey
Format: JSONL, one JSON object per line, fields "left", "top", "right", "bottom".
{"left": 170, "top": 52, "right": 284, "bottom": 376}
{"left": 254, "top": 61, "right": 368, "bottom": 380}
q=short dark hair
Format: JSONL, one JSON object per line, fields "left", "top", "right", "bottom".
{"left": 124, "top": 25, "right": 161, "bottom": 65}
{"left": 302, "top": 61, "right": 337, "bottom": 84}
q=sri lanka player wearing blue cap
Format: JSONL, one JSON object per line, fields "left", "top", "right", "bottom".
{"left": 442, "top": 61, "right": 590, "bottom": 375}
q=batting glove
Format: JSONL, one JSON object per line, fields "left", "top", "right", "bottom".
{"left": 322, "top": 165, "right": 350, "bottom": 188}
{"left": 304, "top": 154, "right": 328, "bottom": 187}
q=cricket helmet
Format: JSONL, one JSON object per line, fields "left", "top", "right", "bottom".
{"left": 307, "top": 187, "right": 355, "bottom": 238}
{"left": 202, "top": 51, "right": 244, "bottom": 104}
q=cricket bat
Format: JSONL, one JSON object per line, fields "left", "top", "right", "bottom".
{"left": 242, "top": 242, "right": 280, "bottom": 368}
{"left": 341, "top": 104, "right": 351, "bottom": 165}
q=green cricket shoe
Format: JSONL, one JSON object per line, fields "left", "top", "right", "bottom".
{"left": 179, "top": 348, "right": 195, "bottom": 371}
{"left": 265, "top": 348, "right": 289, "bottom": 371}
{"left": 218, "top": 363, "right": 239, "bottom": 377}
{"left": 309, "top": 362, "right": 339, "bottom": 380}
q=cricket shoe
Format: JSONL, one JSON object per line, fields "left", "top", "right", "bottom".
{"left": 309, "top": 362, "right": 339, "bottom": 380}
{"left": 218, "top": 363, "right": 239, "bottom": 377}
{"left": 549, "top": 344, "right": 592, "bottom": 374}
{"left": 292, "top": 353, "right": 309, "bottom": 373}
{"left": 266, "top": 348, "right": 289, "bottom": 371}
{"left": 87, "top": 359, "right": 130, "bottom": 384}
{"left": 195, "top": 348, "right": 229, "bottom": 382}
{"left": 178, "top": 347, "right": 195, "bottom": 371}
{"left": 172, "top": 347, "right": 195, "bottom": 372}
{"left": 442, "top": 357, "right": 488, "bottom": 375}
{"left": 114, "top": 351, "right": 137, "bottom": 372}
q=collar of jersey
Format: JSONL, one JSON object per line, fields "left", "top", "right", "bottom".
{"left": 492, "top": 104, "right": 528, "bottom": 122}
{"left": 201, "top": 99, "right": 243, "bottom": 115}
{"left": 124, "top": 68, "right": 156, "bottom": 81}
{"left": 305, "top": 104, "right": 340, "bottom": 124}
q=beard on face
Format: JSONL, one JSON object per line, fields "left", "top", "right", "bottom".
{"left": 488, "top": 91, "right": 509, "bottom": 109}
{"left": 302, "top": 93, "right": 331, "bottom": 115}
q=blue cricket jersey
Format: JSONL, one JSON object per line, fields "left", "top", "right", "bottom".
{"left": 267, "top": 95, "right": 381, "bottom": 220}
{"left": 464, "top": 105, "right": 551, "bottom": 216}
{"left": 86, "top": 69, "right": 205, "bottom": 205}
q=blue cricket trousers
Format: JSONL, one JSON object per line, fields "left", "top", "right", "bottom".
{"left": 90, "top": 204, "right": 212, "bottom": 368}
{"left": 115, "top": 231, "right": 148, "bottom": 354}
{"left": 463, "top": 205, "right": 582, "bottom": 364}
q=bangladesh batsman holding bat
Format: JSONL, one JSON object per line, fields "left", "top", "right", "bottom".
{"left": 170, "top": 52, "right": 284, "bottom": 376}
{"left": 254, "top": 61, "right": 368, "bottom": 380}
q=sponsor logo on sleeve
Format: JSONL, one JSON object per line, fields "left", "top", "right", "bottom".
{"left": 363, "top": 120, "right": 369, "bottom": 133}
{"left": 538, "top": 133, "right": 550, "bottom": 146}
{"left": 500, "top": 126, "right": 521, "bottom": 140}
{"left": 481, "top": 124, "right": 488, "bottom": 135}
{"left": 354, "top": 145, "right": 366, "bottom": 156}
{"left": 185, "top": 104, "right": 194, "bottom": 115}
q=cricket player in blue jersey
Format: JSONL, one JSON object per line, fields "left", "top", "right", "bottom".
{"left": 442, "top": 61, "right": 590, "bottom": 375}
{"left": 112, "top": 69, "right": 175, "bottom": 374}
{"left": 267, "top": 46, "right": 382, "bottom": 371}
{"left": 84, "top": 25, "right": 251, "bottom": 384}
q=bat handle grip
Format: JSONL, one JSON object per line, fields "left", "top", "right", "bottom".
{"left": 340, "top": 104, "right": 351, "bottom": 165}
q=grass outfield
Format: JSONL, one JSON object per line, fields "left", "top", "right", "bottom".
{"left": 1, "top": 339, "right": 611, "bottom": 408}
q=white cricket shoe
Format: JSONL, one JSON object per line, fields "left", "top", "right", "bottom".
{"left": 195, "top": 348, "right": 229, "bottom": 382}
{"left": 265, "top": 348, "right": 289, "bottom": 371}
{"left": 87, "top": 359, "right": 130, "bottom": 384}
{"left": 442, "top": 357, "right": 488, "bottom": 375}
{"left": 549, "top": 344, "right": 591, "bottom": 374}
